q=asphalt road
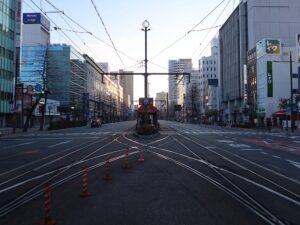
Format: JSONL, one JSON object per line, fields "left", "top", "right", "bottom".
{"left": 0, "top": 120, "right": 299, "bottom": 225}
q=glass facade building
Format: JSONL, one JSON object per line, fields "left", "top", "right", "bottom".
{"left": 0, "top": 0, "right": 17, "bottom": 127}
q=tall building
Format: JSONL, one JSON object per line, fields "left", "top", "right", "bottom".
{"left": 168, "top": 59, "right": 192, "bottom": 120}
{"left": 0, "top": 1, "right": 18, "bottom": 127}
{"left": 155, "top": 91, "right": 168, "bottom": 119}
{"left": 22, "top": 13, "right": 50, "bottom": 46}
{"left": 219, "top": 0, "right": 300, "bottom": 124}
{"left": 198, "top": 37, "right": 219, "bottom": 122}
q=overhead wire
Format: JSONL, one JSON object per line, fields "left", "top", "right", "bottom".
{"left": 192, "top": 0, "right": 232, "bottom": 65}
{"left": 90, "top": 0, "right": 126, "bottom": 68}
{"left": 44, "top": 0, "right": 138, "bottom": 65}
{"left": 150, "top": 0, "right": 226, "bottom": 60}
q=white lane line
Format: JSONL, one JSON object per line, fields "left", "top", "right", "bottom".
{"left": 217, "top": 140, "right": 234, "bottom": 143}
{"left": 260, "top": 152, "right": 268, "bottom": 155}
{"left": 2, "top": 142, "right": 35, "bottom": 150}
{"left": 263, "top": 141, "right": 270, "bottom": 144}
{"left": 241, "top": 148, "right": 262, "bottom": 151}
{"left": 48, "top": 140, "right": 72, "bottom": 148}
{"left": 286, "top": 159, "right": 300, "bottom": 169}
{"left": 272, "top": 155, "right": 281, "bottom": 159}
{"left": 268, "top": 164, "right": 282, "bottom": 171}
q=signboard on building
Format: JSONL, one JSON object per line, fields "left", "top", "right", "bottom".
{"left": 23, "top": 13, "right": 50, "bottom": 31}
{"left": 297, "top": 34, "right": 300, "bottom": 62}
{"left": 208, "top": 79, "right": 218, "bottom": 86}
{"left": 265, "top": 39, "right": 281, "bottom": 55}
{"left": 267, "top": 61, "right": 273, "bottom": 97}
{"left": 256, "top": 39, "right": 281, "bottom": 59}
{"left": 20, "top": 46, "right": 47, "bottom": 93}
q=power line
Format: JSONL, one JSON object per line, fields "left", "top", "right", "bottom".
{"left": 150, "top": 0, "right": 226, "bottom": 60}
{"left": 90, "top": 0, "right": 126, "bottom": 68}
{"left": 192, "top": 0, "right": 232, "bottom": 65}
{"left": 43, "top": 0, "right": 137, "bottom": 64}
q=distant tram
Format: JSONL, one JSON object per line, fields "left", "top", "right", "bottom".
{"left": 136, "top": 98, "right": 159, "bottom": 135}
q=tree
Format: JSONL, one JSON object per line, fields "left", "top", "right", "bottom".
{"left": 22, "top": 47, "right": 48, "bottom": 132}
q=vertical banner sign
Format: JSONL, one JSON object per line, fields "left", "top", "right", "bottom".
{"left": 298, "top": 67, "right": 300, "bottom": 92}
{"left": 297, "top": 34, "right": 300, "bottom": 62}
{"left": 82, "top": 93, "right": 90, "bottom": 118}
{"left": 267, "top": 61, "right": 273, "bottom": 97}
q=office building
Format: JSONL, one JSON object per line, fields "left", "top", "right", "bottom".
{"left": 0, "top": 1, "right": 18, "bottom": 127}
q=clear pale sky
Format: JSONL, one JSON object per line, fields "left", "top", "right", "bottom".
{"left": 23, "top": 0, "right": 239, "bottom": 101}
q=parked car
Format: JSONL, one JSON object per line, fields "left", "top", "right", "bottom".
{"left": 91, "top": 119, "right": 101, "bottom": 128}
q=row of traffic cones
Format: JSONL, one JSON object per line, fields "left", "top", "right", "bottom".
{"left": 40, "top": 145, "right": 145, "bottom": 224}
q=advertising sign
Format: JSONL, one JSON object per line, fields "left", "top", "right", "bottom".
{"left": 207, "top": 79, "right": 218, "bottom": 86}
{"left": 82, "top": 93, "right": 90, "bottom": 118}
{"left": 297, "top": 34, "right": 300, "bottom": 62}
{"left": 267, "top": 61, "right": 273, "bottom": 97}
{"left": 23, "top": 13, "right": 50, "bottom": 31}
{"left": 256, "top": 39, "right": 281, "bottom": 58}
{"left": 265, "top": 39, "right": 281, "bottom": 55}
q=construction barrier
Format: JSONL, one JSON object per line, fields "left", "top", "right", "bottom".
{"left": 80, "top": 165, "right": 91, "bottom": 197}
{"left": 40, "top": 183, "right": 56, "bottom": 225}
{"left": 138, "top": 145, "right": 144, "bottom": 162}
{"left": 123, "top": 147, "right": 130, "bottom": 169}
{"left": 103, "top": 157, "right": 112, "bottom": 180}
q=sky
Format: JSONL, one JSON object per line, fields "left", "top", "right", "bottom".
{"left": 23, "top": 0, "right": 239, "bottom": 102}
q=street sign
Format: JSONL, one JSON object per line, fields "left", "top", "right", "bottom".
{"left": 27, "top": 85, "right": 34, "bottom": 95}
{"left": 35, "top": 83, "right": 42, "bottom": 92}
{"left": 139, "top": 98, "right": 153, "bottom": 106}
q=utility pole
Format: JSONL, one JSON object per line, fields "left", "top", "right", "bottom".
{"left": 142, "top": 20, "right": 150, "bottom": 98}
{"left": 290, "top": 51, "right": 294, "bottom": 132}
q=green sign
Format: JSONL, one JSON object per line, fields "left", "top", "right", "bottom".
{"left": 267, "top": 61, "right": 273, "bottom": 97}
{"left": 265, "top": 39, "right": 281, "bottom": 55}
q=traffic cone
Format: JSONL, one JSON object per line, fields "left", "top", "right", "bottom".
{"left": 40, "top": 183, "right": 56, "bottom": 225}
{"left": 123, "top": 148, "right": 130, "bottom": 169}
{"left": 80, "top": 165, "right": 91, "bottom": 197}
{"left": 138, "top": 145, "right": 144, "bottom": 162}
{"left": 103, "top": 157, "right": 112, "bottom": 180}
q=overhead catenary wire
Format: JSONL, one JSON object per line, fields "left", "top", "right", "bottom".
{"left": 150, "top": 0, "right": 227, "bottom": 60}
{"left": 90, "top": 0, "right": 126, "bottom": 68}
{"left": 191, "top": 0, "right": 232, "bottom": 64}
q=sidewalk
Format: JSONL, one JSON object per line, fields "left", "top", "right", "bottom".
{"left": 0, "top": 126, "right": 43, "bottom": 138}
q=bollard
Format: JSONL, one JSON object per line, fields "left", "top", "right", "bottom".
{"left": 103, "top": 157, "right": 112, "bottom": 180}
{"left": 138, "top": 145, "right": 144, "bottom": 162}
{"left": 80, "top": 165, "right": 91, "bottom": 197}
{"left": 123, "top": 147, "right": 130, "bottom": 169}
{"left": 40, "top": 183, "right": 56, "bottom": 225}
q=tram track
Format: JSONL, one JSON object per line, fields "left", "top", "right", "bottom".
{"left": 0, "top": 131, "right": 135, "bottom": 217}
{"left": 118, "top": 128, "right": 299, "bottom": 225}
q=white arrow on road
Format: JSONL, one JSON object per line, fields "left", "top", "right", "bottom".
{"left": 48, "top": 140, "right": 72, "bottom": 148}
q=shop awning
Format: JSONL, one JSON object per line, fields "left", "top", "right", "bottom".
{"left": 272, "top": 110, "right": 286, "bottom": 116}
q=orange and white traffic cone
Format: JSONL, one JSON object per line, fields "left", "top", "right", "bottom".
{"left": 123, "top": 148, "right": 130, "bottom": 169}
{"left": 80, "top": 165, "right": 91, "bottom": 197}
{"left": 138, "top": 145, "right": 144, "bottom": 162}
{"left": 40, "top": 183, "right": 56, "bottom": 225}
{"left": 103, "top": 157, "right": 112, "bottom": 180}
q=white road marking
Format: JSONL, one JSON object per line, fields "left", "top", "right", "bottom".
{"left": 263, "top": 141, "right": 270, "bottom": 144}
{"left": 217, "top": 140, "right": 234, "bottom": 143}
{"left": 228, "top": 143, "right": 251, "bottom": 148}
{"left": 268, "top": 164, "right": 282, "bottom": 171}
{"left": 272, "top": 155, "right": 281, "bottom": 159}
{"left": 286, "top": 159, "right": 300, "bottom": 169}
{"left": 260, "top": 152, "right": 268, "bottom": 155}
{"left": 2, "top": 141, "right": 35, "bottom": 150}
{"left": 48, "top": 140, "right": 72, "bottom": 148}
{"left": 241, "top": 148, "right": 262, "bottom": 151}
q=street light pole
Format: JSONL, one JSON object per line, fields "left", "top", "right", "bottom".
{"left": 142, "top": 20, "right": 150, "bottom": 98}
